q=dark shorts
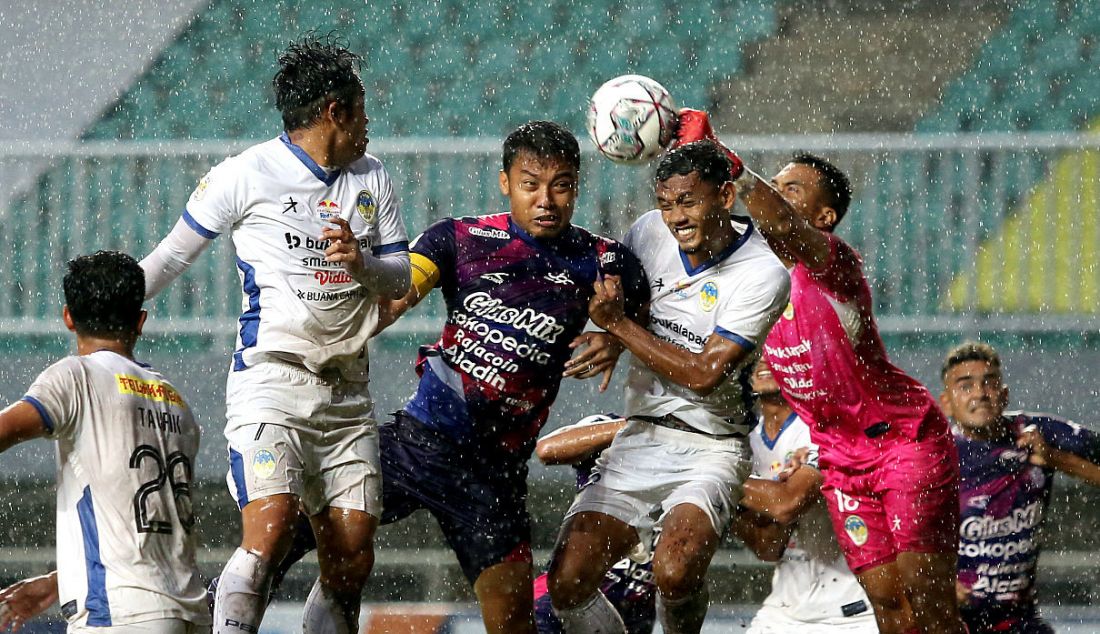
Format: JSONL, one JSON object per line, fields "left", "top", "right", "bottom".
{"left": 961, "top": 603, "right": 1053, "bottom": 634}
{"left": 380, "top": 410, "right": 532, "bottom": 584}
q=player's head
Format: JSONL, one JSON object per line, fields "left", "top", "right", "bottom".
{"left": 939, "top": 341, "right": 1009, "bottom": 432}
{"left": 654, "top": 140, "right": 738, "bottom": 259}
{"left": 274, "top": 33, "right": 367, "bottom": 165}
{"left": 62, "top": 251, "right": 146, "bottom": 340}
{"left": 750, "top": 357, "right": 783, "bottom": 401}
{"left": 770, "top": 152, "right": 852, "bottom": 232}
{"left": 499, "top": 121, "right": 580, "bottom": 240}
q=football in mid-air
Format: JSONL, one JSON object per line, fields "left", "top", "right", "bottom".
{"left": 587, "top": 74, "right": 677, "bottom": 164}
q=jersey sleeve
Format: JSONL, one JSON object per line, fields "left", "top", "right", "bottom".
{"left": 803, "top": 233, "right": 866, "bottom": 302}
{"left": 1036, "top": 416, "right": 1100, "bottom": 463}
{"left": 600, "top": 241, "right": 649, "bottom": 319}
{"left": 410, "top": 218, "right": 458, "bottom": 291}
{"left": 367, "top": 161, "right": 410, "bottom": 256}
{"left": 182, "top": 158, "right": 246, "bottom": 238}
{"left": 714, "top": 265, "right": 791, "bottom": 349}
{"left": 21, "top": 357, "right": 85, "bottom": 440}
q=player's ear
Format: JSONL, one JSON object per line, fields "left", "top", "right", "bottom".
{"left": 136, "top": 310, "right": 148, "bottom": 337}
{"left": 719, "top": 181, "right": 737, "bottom": 211}
{"left": 62, "top": 306, "right": 76, "bottom": 333}
{"left": 498, "top": 169, "right": 510, "bottom": 196}
{"left": 938, "top": 390, "right": 954, "bottom": 418}
{"left": 814, "top": 206, "right": 838, "bottom": 231}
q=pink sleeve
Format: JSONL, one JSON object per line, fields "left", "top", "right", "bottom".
{"left": 803, "top": 233, "right": 866, "bottom": 302}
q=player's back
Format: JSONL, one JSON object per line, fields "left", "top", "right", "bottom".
{"left": 24, "top": 350, "right": 208, "bottom": 628}
{"left": 763, "top": 233, "right": 945, "bottom": 465}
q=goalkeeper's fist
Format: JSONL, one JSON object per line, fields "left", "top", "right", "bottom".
{"left": 671, "top": 108, "right": 745, "bottom": 182}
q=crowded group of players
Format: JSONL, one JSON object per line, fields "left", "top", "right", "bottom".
{"left": 1, "top": 32, "right": 1100, "bottom": 634}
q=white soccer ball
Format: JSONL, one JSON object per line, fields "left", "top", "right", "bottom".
{"left": 587, "top": 74, "right": 678, "bottom": 164}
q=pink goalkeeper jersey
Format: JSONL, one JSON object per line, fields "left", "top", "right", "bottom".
{"left": 762, "top": 233, "right": 945, "bottom": 467}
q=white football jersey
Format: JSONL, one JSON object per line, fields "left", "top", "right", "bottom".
{"left": 622, "top": 211, "right": 790, "bottom": 435}
{"left": 185, "top": 135, "right": 409, "bottom": 380}
{"left": 749, "top": 413, "right": 876, "bottom": 627}
{"left": 22, "top": 351, "right": 208, "bottom": 628}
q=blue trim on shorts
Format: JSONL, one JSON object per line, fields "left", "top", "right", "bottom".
{"left": 229, "top": 448, "right": 250, "bottom": 509}
{"left": 20, "top": 396, "right": 54, "bottom": 433}
{"left": 77, "top": 486, "right": 111, "bottom": 626}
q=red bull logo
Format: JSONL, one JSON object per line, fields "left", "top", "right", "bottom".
{"left": 316, "top": 199, "right": 341, "bottom": 220}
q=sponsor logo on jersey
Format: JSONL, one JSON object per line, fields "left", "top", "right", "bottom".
{"left": 116, "top": 374, "right": 187, "bottom": 408}
{"left": 252, "top": 449, "right": 278, "bottom": 479}
{"left": 699, "top": 280, "right": 718, "bottom": 312}
{"left": 782, "top": 302, "right": 794, "bottom": 320}
{"left": 599, "top": 251, "right": 617, "bottom": 265}
{"left": 316, "top": 199, "right": 340, "bottom": 219}
{"left": 469, "top": 226, "right": 511, "bottom": 240}
{"left": 481, "top": 272, "right": 509, "bottom": 284}
{"left": 545, "top": 271, "right": 573, "bottom": 285}
{"left": 844, "top": 515, "right": 868, "bottom": 546}
{"left": 192, "top": 174, "right": 210, "bottom": 201}
{"left": 356, "top": 189, "right": 376, "bottom": 223}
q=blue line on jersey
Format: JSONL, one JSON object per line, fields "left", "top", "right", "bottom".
{"left": 182, "top": 209, "right": 219, "bottom": 239}
{"left": 678, "top": 216, "right": 755, "bottom": 276}
{"left": 373, "top": 241, "right": 410, "bottom": 256}
{"left": 20, "top": 396, "right": 54, "bottom": 433}
{"left": 760, "top": 412, "right": 800, "bottom": 451}
{"left": 280, "top": 133, "right": 339, "bottom": 185}
{"left": 77, "top": 486, "right": 112, "bottom": 626}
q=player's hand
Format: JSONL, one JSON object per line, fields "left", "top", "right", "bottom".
{"left": 955, "top": 580, "right": 972, "bottom": 606}
{"left": 588, "top": 275, "right": 627, "bottom": 331}
{"left": 322, "top": 218, "right": 365, "bottom": 276}
{"left": 0, "top": 572, "right": 58, "bottom": 632}
{"left": 1017, "top": 424, "right": 1052, "bottom": 467}
{"left": 777, "top": 447, "right": 810, "bottom": 481}
{"left": 564, "top": 332, "right": 625, "bottom": 392}
{"left": 671, "top": 108, "right": 745, "bottom": 181}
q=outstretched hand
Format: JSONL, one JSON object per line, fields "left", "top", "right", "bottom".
{"left": 0, "top": 572, "right": 58, "bottom": 632}
{"left": 564, "top": 332, "right": 625, "bottom": 392}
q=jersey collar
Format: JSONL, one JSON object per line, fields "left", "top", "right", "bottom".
{"left": 280, "top": 133, "right": 340, "bottom": 186}
{"left": 678, "top": 216, "right": 754, "bottom": 276}
{"left": 508, "top": 217, "right": 578, "bottom": 250}
{"left": 760, "top": 411, "right": 799, "bottom": 450}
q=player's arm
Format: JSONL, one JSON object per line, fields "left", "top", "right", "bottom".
{"left": 322, "top": 218, "right": 411, "bottom": 299}
{"left": 139, "top": 218, "right": 214, "bottom": 299}
{"left": 673, "top": 108, "right": 831, "bottom": 269}
{"left": 0, "top": 401, "right": 49, "bottom": 454}
{"left": 373, "top": 252, "right": 439, "bottom": 335}
{"left": 1018, "top": 424, "right": 1100, "bottom": 487}
{"left": 731, "top": 506, "right": 791, "bottom": 563}
{"left": 536, "top": 417, "right": 627, "bottom": 465}
{"left": 739, "top": 464, "right": 824, "bottom": 525}
{"left": 588, "top": 276, "right": 750, "bottom": 396}
{"left": 0, "top": 571, "right": 58, "bottom": 631}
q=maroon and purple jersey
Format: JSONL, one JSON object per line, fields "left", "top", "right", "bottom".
{"left": 956, "top": 412, "right": 1100, "bottom": 616}
{"left": 404, "top": 213, "right": 647, "bottom": 458}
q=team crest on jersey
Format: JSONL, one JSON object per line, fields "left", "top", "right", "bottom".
{"left": 356, "top": 189, "right": 376, "bottom": 223}
{"left": 783, "top": 302, "right": 795, "bottom": 320}
{"left": 699, "top": 281, "right": 719, "bottom": 312}
{"left": 316, "top": 199, "right": 340, "bottom": 220}
{"left": 844, "top": 515, "right": 868, "bottom": 546}
{"left": 252, "top": 449, "right": 278, "bottom": 479}
{"left": 192, "top": 174, "right": 210, "bottom": 201}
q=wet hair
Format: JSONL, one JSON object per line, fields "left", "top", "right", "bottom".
{"left": 941, "top": 341, "right": 1002, "bottom": 383}
{"left": 63, "top": 251, "right": 145, "bottom": 337}
{"left": 274, "top": 32, "right": 364, "bottom": 132}
{"left": 655, "top": 140, "right": 733, "bottom": 188}
{"left": 789, "top": 152, "right": 852, "bottom": 227}
{"left": 502, "top": 121, "right": 581, "bottom": 172}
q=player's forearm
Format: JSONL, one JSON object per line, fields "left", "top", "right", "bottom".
{"left": 604, "top": 317, "right": 731, "bottom": 395}
{"left": 732, "top": 509, "right": 789, "bottom": 562}
{"left": 536, "top": 420, "right": 626, "bottom": 465}
{"left": 740, "top": 471, "right": 820, "bottom": 525}
{"left": 1049, "top": 448, "right": 1100, "bottom": 487}
{"left": 353, "top": 252, "right": 411, "bottom": 299}
{"left": 740, "top": 174, "right": 830, "bottom": 269}
{"left": 140, "top": 218, "right": 212, "bottom": 299}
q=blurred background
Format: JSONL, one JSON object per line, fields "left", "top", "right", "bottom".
{"left": 3, "top": 0, "right": 1100, "bottom": 630}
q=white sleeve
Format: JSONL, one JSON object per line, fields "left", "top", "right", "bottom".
{"left": 23, "top": 357, "right": 84, "bottom": 440}
{"left": 356, "top": 250, "right": 410, "bottom": 299}
{"left": 139, "top": 218, "right": 213, "bottom": 299}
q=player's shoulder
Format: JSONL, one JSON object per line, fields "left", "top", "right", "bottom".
{"left": 452, "top": 213, "right": 512, "bottom": 237}
{"left": 345, "top": 152, "right": 389, "bottom": 177}
{"left": 1006, "top": 410, "right": 1080, "bottom": 434}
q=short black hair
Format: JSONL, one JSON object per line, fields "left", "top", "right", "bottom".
{"left": 941, "top": 341, "right": 1002, "bottom": 383}
{"left": 274, "top": 33, "right": 364, "bottom": 132}
{"left": 502, "top": 121, "right": 581, "bottom": 172}
{"left": 655, "top": 140, "right": 732, "bottom": 188}
{"left": 789, "top": 152, "right": 852, "bottom": 225}
{"left": 63, "top": 251, "right": 145, "bottom": 337}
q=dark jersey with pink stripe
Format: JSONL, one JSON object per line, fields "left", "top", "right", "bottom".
{"left": 404, "top": 213, "right": 647, "bottom": 459}
{"left": 955, "top": 412, "right": 1100, "bottom": 616}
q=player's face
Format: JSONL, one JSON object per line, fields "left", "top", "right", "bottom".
{"left": 940, "top": 360, "right": 1010, "bottom": 432}
{"left": 771, "top": 163, "right": 836, "bottom": 231}
{"left": 751, "top": 359, "right": 782, "bottom": 397}
{"left": 331, "top": 90, "right": 369, "bottom": 167}
{"left": 499, "top": 152, "right": 578, "bottom": 240}
{"left": 656, "top": 172, "right": 736, "bottom": 263}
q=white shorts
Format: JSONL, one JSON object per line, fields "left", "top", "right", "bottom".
{"left": 69, "top": 619, "right": 206, "bottom": 633}
{"left": 565, "top": 418, "right": 751, "bottom": 548}
{"left": 224, "top": 361, "right": 381, "bottom": 516}
{"left": 747, "top": 605, "right": 879, "bottom": 633}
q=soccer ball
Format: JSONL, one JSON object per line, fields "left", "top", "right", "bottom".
{"left": 587, "top": 75, "right": 677, "bottom": 164}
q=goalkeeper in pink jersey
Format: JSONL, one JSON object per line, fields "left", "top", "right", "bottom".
{"left": 673, "top": 110, "right": 964, "bottom": 634}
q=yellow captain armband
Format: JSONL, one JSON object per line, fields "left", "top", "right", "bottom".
{"left": 409, "top": 252, "right": 440, "bottom": 299}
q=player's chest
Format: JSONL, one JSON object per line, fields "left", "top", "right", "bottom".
{"left": 241, "top": 179, "right": 377, "bottom": 245}
{"left": 452, "top": 243, "right": 596, "bottom": 307}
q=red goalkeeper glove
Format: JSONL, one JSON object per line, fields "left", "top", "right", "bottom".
{"left": 671, "top": 108, "right": 745, "bottom": 182}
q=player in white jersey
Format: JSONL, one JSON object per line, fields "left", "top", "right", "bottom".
{"left": 137, "top": 35, "right": 410, "bottom": 634}
{"left": 0, "top": 251, "right": 208, "bottom": 633}
{"left": 735, "top": 360, "right": 876, "bottom": 633}
{"left": 548, "top": 141, "right": 790, "bottom": 634}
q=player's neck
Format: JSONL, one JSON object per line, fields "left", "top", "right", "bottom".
{"left": 286, "top": 128, "right": 339, "bottom": 170}
{"left": 685, "top": 222, "right": 739, "bottom": 269}
{"left": 75, "top": 334, "right": 136, "bottom": 360}
{"left": 760, "top": 397, "right": 791, "bottom": 436}
{"left": 958, "top": 417, "right": 1010, "bottom": 443}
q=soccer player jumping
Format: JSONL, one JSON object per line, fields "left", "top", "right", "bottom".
{"left": 672, "top": 110, "right": 965, "bottom": 633}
